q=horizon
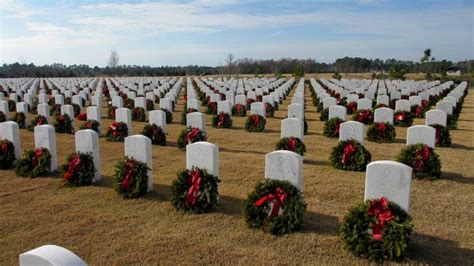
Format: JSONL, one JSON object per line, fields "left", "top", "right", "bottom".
{"left": 1, "top": 0, "right": 473, "bottom": 67}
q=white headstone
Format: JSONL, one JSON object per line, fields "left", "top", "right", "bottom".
{"left": 374, "top": 107, "right": 394, "bottom": 125}
{"left": 250, "top": 102, "right": 265, "bottom": 118}
{"left": 406, "top": 125, "right": 436, "bottom": 148}
{"left": 116, "top": 108, "right": 132, "bottom": 135}
{"left": 186, "top": 112, "right": 205, "bottom": 131}
{"left": 60, "top": 105, "right": 74, "bottom": 119}
{"left": 37, "top": 103, "right": 50, "bottom": 118}
{"left": 125, "top": 135, "right": 153, "bottom": 191}
{"left": 265, "top": 150, "right": 303, "bottom": 190}
{"left": 186, "top": 141, "right": 219, "bottom": 176}
{"left": 75, "top": 129, "right": 100, "bottom": 181}
{"left": 187, "top": 99, "right": 200, "bottom": 111}
{"left": 436, "top": 101, "right": 453, "bottom": 115}
{"left": 281, "top": 118, "right": 304, "bottom": 140}
{"left": 357, "top": 98, "right": 373, "bottom": 111}
{"left": 160, "top": 98, "right": 173, "bottom": 111}
{"left": 288, "top": 103, "right": 304, "bottom": 120}
{"left": 112, "top": 96, "right": 123, "bottom": 108}
{"left": 328, "top": 105, "right": 346, "bottom": 120}
{"left": 425, "top": 110, "right": 447, "bottom": 127}
{"left": 148, "top": 110, "right": 167, "bottom": 133}
{"left": 0, "top": 101, "right": 9, "bottom": 120}
{"left": 395, "top": 100, "right": 411, "bottom": 112}
{"left": 339, "top": 121, "right": 365, "bottom": 145}
{"left": 86, "top": 106, "right": 102, "bottom": 135}
{"left": 0, "top": 121, "right": 21, "bottom": 159}
{"left": 34, "top": 125, "right": 57, "bottom": 171}
{"left": 19, "top": 244, "right": 87, "bottom": 266}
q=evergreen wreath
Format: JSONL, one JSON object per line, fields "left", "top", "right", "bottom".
{"left": 72, "top": 103, "right": 81, "bottom": 117}
{"left": 340, "top": 197, "right": 413, "bottom": 261}
{"left": 232, "top": 103, "right": 246, "bottom": 117}
{"left": 146, "top": 99, "right": 154, "bottom": 110}
{"left": 28, "top": 115, "right": 48, "bottom": 131}
{"left": 353, "top": 109, "right": 374, "bottom": 125}
{"left": 107, "top": 105, "right": 117, "bottom": 119}
{"left": 142, "top": 124, "right": 167, "bottom": 146}
{"left": 330, "top": 139, "right": 372, "bottom": 171}
{"left": 396, "top": 143, "right": 441, "bottom": 179}
{"left": 346, "top": 102, "right": 357, "bottom": 114}
{"left": 161, "top": 108, "right": 173, "bottom": 123}
{"left": 323, "top": 117, "right": 343, "bottom": 138}
{"left": 393, "top": 111, "right": 413, "bottom": 127}
{"left": 15, "top": 147, "right": 51, "bottom": 178}
{"left": 105, "top": 121, "right": 128, "bottom": 142}
{"left": 171, "top": 167, "right": 220, "bottom": 213}
{"left": 245, "top": 114, "right": 266, "bottom": 132}
{"left": 0, "top": 110, "right": 7, "bottom": 122}
{"left": 431, "top": 124, "right": 451, "bottom": 147}
{"left": 265, "top": 103, "right": 275, "bottom": 117}
{"left": 80, "top": 120, "right": 101, "bottom": 134}
{"left": 206, "top": 102, "right": 217, "bottom": 115}
{"left": 54, "top": 114, "right": 74, "bottom": 134}
{"left": 50, "top": 104, "right": 61, "bottom": 117}
{"left": 244, "top": 179, "right": 306, "bottom": 235}
{"left": 132, "top": 107, "right": 147, "bottom": 122}
{"left": 180, "top": 108, "right": 197, "bottom": 125}
{"left": 367, "top": 122, "right": 396, "bottom": 143}
{"left": 124, "top": 98, "right": 134, "bottom": 109}
{"left": 13, "top": 112, "right": 26, "bottom": 128}
{"left": 76, "top": 112, "right": 87, "bottom": 121}
{"left": 114, "top": 157, "right": 150, "bottom": 198}
{"left": 0, "top": 139, "right": 16, "bottom": 169}
{"left": 319, "top": 108, "right": 329, "bottom": 121}
{"left": 177, "top": 127, "right": 207, "bottom": 149}
{"left": 61, "top": 152, "right": 96, "bottom": 186}
{"left": 246, "top": 98, "right": 255, "bottom": 109}
{"left": 275, "top": 137, "right": 306, "bottom": 156}
{"left": 8, "top": 100, "right": 16, "bottom": 112}
{"left": 212, "top": 112, "right": 232, "bottom": 128}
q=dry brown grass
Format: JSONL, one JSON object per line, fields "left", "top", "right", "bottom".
{"left": 0, "top": 85, "right": 473, "bottom": 265}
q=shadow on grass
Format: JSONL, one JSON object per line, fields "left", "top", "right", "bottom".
{"left": 305, "top": 131, "right": 321, "bottom": 136}
{"left": 408, "top": 233, "right": 474, "bottom": 264}
{"left": 442, "top": 171, "right": 474, "bottom": 184}
{"left": 394, "top": 138, "right": 406, "bottom": 144}
{"left": 450, "top": 143, "right": 474, "bottom": 151}
{"left": 304, "top": 159, "right": 332, "bottom": 166}
{"left": 220, "top": 147, "right": 268, "bottom": 156}
{"left": 265, "top": 128, "right": 280, "bottom": 134}
{"left": 452, "top": 128, "right": 474, "bottom": 132}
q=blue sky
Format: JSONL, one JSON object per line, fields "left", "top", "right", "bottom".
{"left": 1, "top": 0, "right": 473, "bottom": 66}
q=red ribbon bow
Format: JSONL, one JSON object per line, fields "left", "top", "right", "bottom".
{"left": 287, "top": 137, "right": 297, "bottom": 151}
{"left": 251, "top": 115, "right": 260, "bottom": 125}
{"left": 185, "top": 169, "right": 202, "bottom": 206}
{"left": 185, "top": 128, "right": 201, "bottom": 143}
{"left": 121, "top": 159, "right": 136, "bottom": 190}
{"left": 64, "top": 155, "right": 81, "bottom": 181}
{"left": 341, "top": 143, "right": 357, "bottom": 165}
{"left": 235, "top": 104, "right": 244, "bottom": 112}
{"left": 217, "top": 113, "right": 227, "bottom": 127}
{"left": 413, "top": 146, "right": 430, "bottom": 172}
{"left": 368, "top": 197, "right": 394, "bottom": 241}
{"left": 375, "top": 122, "right": 387, "bottom": 137}
{"left": 395, "top": 112, "right": 406, "bottom": 122}
{"left": 0, "top": 143, "right": 8, "bottom": 154}
{"left": 255, "top": 187, "right": 287, "bottom": 217}
{"left": 31, "top": 148, "right": 44, "bottom": 168}
{"left": 36, "top": 117, "right": 46, "bottom": 126}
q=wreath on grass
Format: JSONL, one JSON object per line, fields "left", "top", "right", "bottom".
{"left": 76, "top": 112, "right": 87, "bottom": 121}
{"left": 50, "top": 104, "right": 61, "bottom": 117}
{"left": 320, "top": 108, "right": 329, "bottom": 121}
{"left": 107, "top": 105, "right": 117, "bottom": 119}
{"left": 212, "top": 112, "right": 232, "bottom": 128}
{"left": 265, "top": 103, "right": 275, "bottom": 117}
{"left": 232, "top": 104, "right": 246, "bottom": 117}
{"left": 353, "top": 110, "right": 374, "bottom": 125}
{"left": 275, "top": 137, "right": 306, "bottom": 156}
{"left": 142, "top": 124, "right": 167, "bottom": 146}
{"left": 161, "top": 108, "right": 173, "bottom": 123}
{"left": 171, "top": 167, "right": 220, "bottom": 213}
{"left": 54, "top": 114, "right": 74, "bottom": 134}
{"left": 180, "top": 108, "right": 197, "bottom": 124}
{"left": 447, "top": 114, "right": 457, "bottom": 130}
{"left": 132, "top": 107, "right": 146, "bottom": 122}
{"left": 340, "top": 197, "right": 413, "bottom": 261}
{"left": 15, "top": 148, "right": 51, "bottom": 178}
{"left": 396, "top": 143, "right": 441, "bottom": 179}
{"left": 61, "top": 152, "right": 95, "bottom": 186}
{"left": 245, "top": 114, "right": 266, "bottom": 132}
{"left": 246, "top": 98, "right": 255, "bottom": 109}
{"left": 28, "top": 115, "right": 48, "bottom": 131}
{"left": 124, "top": 98, "right": 134, "bottom": 109}
{"left": 105, "top": 121, "right": 128, "bottom": 142}
{"left": 0, "top": 111, "right": 6, "bottom": 122}
{"left": 323, "top": 117, "right": 343, "bottom": 138}
{"left": 330, "top": 139, "right": 371, "bottom": 171}
{"left": 72, "top": 104, "right": 81, "bottom": 117}
{"left": 244, "top": 179, "right": 306, "bottom": 235}
{"left": 206, "top": 102, "right": 217, "bottom": 115}
{"left": 146, "top": 99, "right": 154, "bottom": 110}
{"left": 346, "top": 102, "right": 357, "bottom": 114}
{"left": 177, "top": 127, "right": 207, "bottom": 149}
{"left": 0, "top": 140, "right": 16, "bottom": 169}
{"left": 367, "top": 122, "right": 396, "bottom": 143}
{"left": 114, "top": 157, "right": 149, "bottom": 198}
{"left": 13, "top": 112, "right": 26, "bottom": 128}
{"left": 431, "top": 124, "right": 451, "bottom": 147}
{"left": 393, "top": 111, "right": 413, "bottom": 127}
{"left": 80, "top": 120, "right": 100, "bottom": 134}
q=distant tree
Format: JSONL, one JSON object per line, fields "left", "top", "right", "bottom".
{"left": 108, "top": 50, "right": 120, "bottom": 76}
{"left": 293, "top": 65, "right": 304, "bottom": 78}
{"left": 332, "top": 72, "right": 342, "bottom": 80}
{"left": 389, "top": 64, "right": 407, "bottom": 80}
{"left": 225, "top": 53, "right": 235, "bottom": 75}
{"left": 255, "top": 65, "right": 263, "bottom": 76}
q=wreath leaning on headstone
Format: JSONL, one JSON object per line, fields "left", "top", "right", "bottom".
{"left": 0, "top": 139, "right": 16, "bottom": 169}
{"left": 323, "top": 117, "right": 343, "bottom": 138}
{"left": 171, "top": 167, "right": 220, "bottom": 213}
{"left": 275, "top": 137, "right": 306, "bottom": 156}
{"left": 244, "top": 179, "right": 306, "bottom": 235}
{"left": 245, "top": 114, "right": 266, "bottom": 132}
{"left": 367, "top": 122, "right": 396, "bottom": 143}
{"left": 330, "top": 139, "right": 372, "bottom": 171}
{"left": 232, "top": 104, "right": 246, "bottom": 117}
{"left": 212, "top": 112, "right": 233, "bottom": 128}
{"left": 13, "top": 112, "right": 26, "bottom": 128}
{"left": 181, "top": 108, "right": 197, "bottom": 124}
{"left": 265, "top": 103, "right": 275, "bottom": 117}
{"left": 177, "top": 127, "right": 207, "bottom": 150}
{"left": 61, "top": 152, "right": 96, "bottom": 187}
{"left": 132, "top": 107, "right": 147, "bottom": 122}
{"left": 142, "top": 124, "right": 166, "bottom": 146}
{"left": 431, "top": 124, "right": 451, "bottom": 147}
{"left": 108, "top": 105, "right": 117, "bottom": 119}
{"left": 0, "top": 111, "right": 7, "bottom": 122}
{"left": 106, "top": 121, "right": 128, "bottom": 142}
{"left": 54, "top": 114, "right": 74, "bottom": 134}
{"left": 114, "top": 157, "right": 150, "bottom": 198}
{"left": 393, "top": 111, "right": 413, "bottom": 127}
{"left": 340, "top": 197, "right": 413, "bottom": 261}
{"left": 15, "top": 147, "right": 51, "bottom": 178}
{"left": 80, "top": 120, "right": 101, "bottom": 134}
{"left": 353, "top": 109, "right": 374, "bottom": 125}
{"left": 28, "top": 115, "right": 48, "bottom": 131}
{"left": 396, "top": 143, "right": 441, "bottom": 179}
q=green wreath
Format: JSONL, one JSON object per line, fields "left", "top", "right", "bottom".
{"left": 323, "top": 117, "right": 343, "bottom": 138}
{"left": 72, "top": 103, "right": 81, "bottom": 117}
{"left": 346, "top": 102, "right": 357, "bottom": 115}
{"left": 161, "top": 108, "right": 173, "bottom": 123}
{"left": 367, "top": 122, "right": 396, "bottom": 143}
{"left": 393, "top": 111, "right": 413, "bottom": 127}
{"left": 396, "top": 143, "right": 441, "bottom": 179}
{"left": 114, "top": 157, "right": 150, "bottom": 198}
{"left": 180, "top": 108, "right": 197, "bottom": 125}
{"left": 171, "top": 167, "right": 220, "bottom": 213}
{"left": 80, "top": 120, "right": 101, "bottom": 134}
{"left": 28, "top": 115, "right": 48, "bottom": 131}
{"left": 105, "top": 121, "right": 128, "bottom": 142}
{"left": 340, "top": 197, "right": 413, "bottom": 261}
{"left": 431, "top": 124, "right": 451, "bottom": 147}
{"left": 107, "top": 105, "right": 117, "bottom": 119}
{"left": 132, "top": 107, "right": 147, "bottom": 122}
{"left": 8, "top": 100, "right": 16, "bottom": 112}
{"left": 245, "top": 114, "right": 266, "bottom": 132}
{"left": 50, "top": 104, "right": 61, "bottom": 117}
{"left": 15, "top": 148, "right": 51, "bottom": 178}
{"left": 212, "top": 112, "right": 233, "bottom": 128}
{"left": 320, "top": 108, "right": 329, "bottom": 121}
{"left": 353, "top": 109, "right": 374, "bottom": 125}
{"left": 244, "top": 179, "right": 306, "bottom": 235}
{"left": 265, "top": 103, "right": 275, "bottom": 117}
{"left": 13, "top": 112, "right": 26, "bottom": 128}
{"left": 61, "top": 152, "right": 96, "bottom": 186}
{"left": 447, "top": 114, "right": 457, "bottom": 130}
{"left": 146, "top": 99, "right": 154, "bottom": 110}
{"left": 124, "top": 98, "right": 134, "bottom": 109}
{"left": 232, "top": 104, "right": 246, "bottom": 117}
{"left": 54, "top": 114, "right": 74, "bottom": 134}
{"left": 0, "top": 111, "right": 6, "bottom": 122}
{"left": 330, "top": 139, "right": 371, "bottom": 171}
{"left": 0, "top": 139, "right": 16, "bottom": 169}
{"left": 206, "top": 102, "right": 217, "bottom": 114}
{"left": 275, "top": 137, "right": 306, "bottom": 156}
{"left": 177, "top": 127, "right": 207, "bottom": 150}
{"left": 142, "top": 124, "right": 167, "bottom": 146}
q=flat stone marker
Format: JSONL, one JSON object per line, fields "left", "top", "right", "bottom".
{"left": 406, "top": 125, "right": 436, "bottom": 148}
{"left": 0, "top": 121, "right": 21, "bottom": 159}
{"left": 395, "top": 100, "right": 411, "bottom": 112}
{"left": 364, "top": 160, "right": 412, "bottom": 213}
{"left": 281, "top": 118, "right": 304, "bottom": 140}
{"left": 19, "top": 244, "right": 86, "bottom": 266}
{"left": 34, "top": 125, "right": 57, "bottom": 171}
{"left": 250, "top": 102, "right": 265, "bottom": 118}
{"left": 116, "top": 108, "right": 132, "bottom": 135}
{"left": 265, "top": 150, "right": 303, "bottom": 190}
{"left": 125, "top": 135, "right": 153, "bottom": 191}
{"left": 328, "top": 105, "right": 346, "bottom": 120}
{"left": 75, "top": 129, "right": 100, "bottom": 181}
{"left": 186, "top": 141, "right": 219, "bottom": 176}
{"left": 425, "top": 110, "right": 447, "bottom": 127}
{"left": 148, "top": 110, "right": 167, "bottom": 133}
{"left": 186, "top": 112, "right": 205, "bottom": 131}
{"left": 374, "top": 107, "right": 394, "bottom": 124}
{"left": 339, "top": 121, "right": 365, "bottom": 145}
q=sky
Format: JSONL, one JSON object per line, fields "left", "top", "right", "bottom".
{"left": 0, "top": 0, "right": 473, "bottom": 67}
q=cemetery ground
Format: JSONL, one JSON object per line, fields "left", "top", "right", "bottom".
{"left": 1, "top": 85, "right": 473, "bottom": 264}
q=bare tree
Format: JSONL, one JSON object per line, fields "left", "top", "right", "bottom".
{"left": 108, "top": 50, "right": 120, "bottom": 68}
{"left": 225, "top": 53, "right": 235, "bottom": 75}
